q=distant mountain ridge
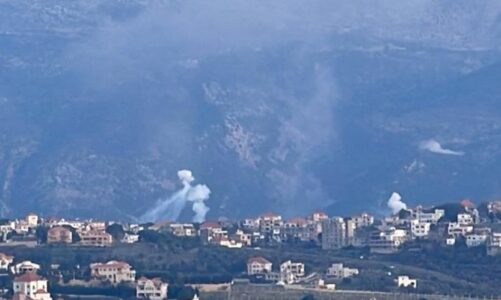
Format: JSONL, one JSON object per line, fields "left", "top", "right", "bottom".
{"left": 1, "top": 0, "right": 501, "bottom": 221}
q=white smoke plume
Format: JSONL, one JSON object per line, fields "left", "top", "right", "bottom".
{"left": 140, "top": 169, "right": 210, "bottom": 223}
{"left": 419, "top": 139, "right": 464, "bottom": 156}
{"left": 387, "top": 192, "right": 407, "bottom": 214}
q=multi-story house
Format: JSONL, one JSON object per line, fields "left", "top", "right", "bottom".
{"left": 199, "top": 221, "right": 223, "bottom": 243}
{"left": 136, "top": 277, "right": 168, "bottom": 300}
{"left": 169, "top": 223, "right": 197, "bottom": 237}
{"left": 321, "top": 217, "right": 350, "bottom": 250}
{"left": 410, "top": 220, "right": 431, "bottom": 238}
{"left": 466, "top": 233, "right": 488, "bottom": 247}
{"left": 326, "top": 263, "right": 359, "bottom": 279}
{"left": 280, "top": 260, "right": 305, "bottom": 284}
{"left": 447, "top": 222, "right": 473, "bottom": 237}
{"left": 247, "top": 257, "right": 272, "bottom": 275}
{"left": 231, "top": 229, "right": 252, "bottom": 246}
{"left": 284, "top": 217, "right": 310, "bottom": 241}
{"left": 258, "top": 213, "right": 283, "bottom": 242}
{"left": 457, "top": 213, "right": 474, "bottom": 226}
{"left": 11, "top": 261, "right": 41, "bottom": 275}
{"left": 13, "top": 272, "right": 52, "bottom": 300}
{"left": 90, "top": 260, "right": 136, "bottom": 284}
{"left": 369, "top": 227, "right": 408, "bottom": 254}
{"left": 47, "top": 226, "right": 73, "bottom": 244}
{"left": 80, "top": 230, "right": 113, "bottom": 247}
{"left": 411, "top": 207, "right": 444, "bottom": 224}
{"left": 352, "top": 213, "right": 374, "bottom": 228}
{"left": 487, "top": 232, "right": 501, "bottom": 256}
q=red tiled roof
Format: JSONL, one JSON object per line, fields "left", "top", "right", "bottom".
{"left": 247, "top": 256, "right": 271, "bottom": 265}
{"left": 14, "top": 272, "right": 44, "bottom": 282}
{"left": 287, "top": 217, "right": 308, "bottom": 226}
{"left": 91, "top": 260, "right": 131, "bottom": 269}
{"left": 259, "top": 212, "right": 280, "bottom": 218}
{"left": 460, "top": 199, "right": 475, "bottom": 208}
{"left": 200, "top": 221, "right": 221, "bottom": 229}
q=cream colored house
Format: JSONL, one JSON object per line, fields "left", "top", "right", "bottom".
{"left": 90, "top": 260, "right": 136, "bottom": 284}
{"left": 80, "top": 230, "right": 113, "bottom": 247}
{"left": 11, "top": 261, "right": 41, "bottom": 275}
{"left": 13, "top": 272, "right": 52, "bottom": 300}
{"left": 326, "top": 263, "right": 359, "bottom": 279}
{"left": 247, "top": 257, "right": 272, "bottom": 275}
{"left": 136, "top": 277, "right": 168, "bottom": 300}
{"left": 26, "top": 213, "right": 39, "bottom": 227}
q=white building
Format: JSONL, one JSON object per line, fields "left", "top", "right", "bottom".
{"left": 397, "top": 276, "right": 417, "bottom": 288}
{"left": 218, "top": 238, "right": 243, "bottom": 248}
{"left": 412, "top": 207, "right": 444, "bottom": 224}
{"left": 457, "top": 213, "right": 474, "bottom": 226}
{"left": 136, "top": 277, "right": 168, "bottom": 300}
{"left": 11, "top": 261, "right": 41, "bottom": 275}
{"left": 352, "top": 213, "right": 374, "bottom": 228}
{"left": 232, "top": 229, "right": 252, "bottom": 246}
{"left": 13, "top": 272, "right": 52, "bottom": 300}
{"left": 487, "top": 232, "right": 501, "bottom": 256}
{"left": 169, "top": 223, "right": 197, "bottom": 237}
{"left": 447, "top": 222, "right": 473, "bottom": 237}
{"left": 90, "top": 261, "right": 136, "bottom": 284}
{"left": 258, "top": 213, "right": 283, "bottom": 241}
{"left": 26, "top": 213, "right": 39, "bottom": 228}
{"left": 0, "top": 252, "right": 14, "bottom": 270}
{"left": 370, "top": 227, "right": 408, "bottom": 254}
{"left": 326, "top": 263, "right": 359, "bottom": 279}
{"left": 121, "top": 233, "right": 139, "bottom": 244}
{"left": 410, "top": 220, "right": 431, "bottom": 238}
{"left": 280, "top": 260, "right": 305, "bottom": 284}
{"left": 247, "top": 257, "right": 272, "bottom": 275}
{"left": 466, "top": 233, "right": 488, "bottom": 247}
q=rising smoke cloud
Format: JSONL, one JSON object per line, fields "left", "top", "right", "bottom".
{"left": 387, "top": 192, "right": 407, "bottom": 214}
{"left": 419, "top": 139, "right": 464, "bottom": 156}
{"left": 140, "top": 170, "right": 210, "bottom": 223}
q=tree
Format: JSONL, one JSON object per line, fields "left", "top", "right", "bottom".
{"left": 106, "top": 224, "right": 125, "bottom": 242}
{"left": 61, "top": 225, "right": 81, "bottom": 242}
{"left": 36, "top": 226, "right": 49, "bottom": 243}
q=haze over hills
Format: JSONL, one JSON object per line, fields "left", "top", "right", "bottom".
{"left": 1, "top": 0, "right": 501, "bottom": 221}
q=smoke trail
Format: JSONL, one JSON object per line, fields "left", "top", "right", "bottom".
{"left": 419, "top": 139, "right": 464, "bottom": 156}
{"left": 140, "top": 169, "right": 210, "bottom": 223}
{"left": 387, "top": 192, "right": 407, "bottom": 214}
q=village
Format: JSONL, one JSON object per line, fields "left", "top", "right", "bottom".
{"left": 1, "top": 198, "right": 501, "bottom": 299}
